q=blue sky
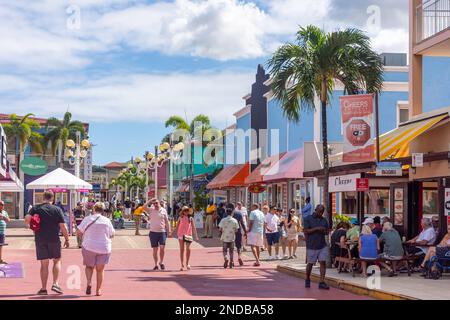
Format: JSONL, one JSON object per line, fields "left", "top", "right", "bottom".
{"left": 0, "top": 0, "right": 410, "bottom": 165}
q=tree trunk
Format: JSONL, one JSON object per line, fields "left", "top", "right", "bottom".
{"left": 58, "top": 140, "right": 63, "bottom": 168}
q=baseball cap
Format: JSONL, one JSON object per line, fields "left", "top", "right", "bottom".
{"left": 363, "top": 218, "right": 374, "bottom": 225}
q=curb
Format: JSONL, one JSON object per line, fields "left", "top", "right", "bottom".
{"left": 277, "top": 265, "right": 419, "bottom": 300}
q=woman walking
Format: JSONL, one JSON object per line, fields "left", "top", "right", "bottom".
{"left": 173, "top": 206, "right": 199, "bottom": 271}
{"left": 286, "top": 209, "right": 301, "bottom": 259}
{"left": 77, "top": 202, "right": 115, "bottom": 296}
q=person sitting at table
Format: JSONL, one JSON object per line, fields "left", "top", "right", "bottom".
{"left": 378, "top": 222, "right": 404, "bottom": 277}
{"left": 405, "top": 218, "right": 436, "bottom": 267}
{"left": 359, "top": 224, "right": 380, "bottom": 277}
{"left": 420, "top": 223, "right": 450, "bottom": 272}
{"left": 346, "top": 219, "right": 360, "bottom": 258}
{"left": 330, "top": 222, "right": 350, "bottom": 267}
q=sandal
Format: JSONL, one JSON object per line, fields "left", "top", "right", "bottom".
{"left": 86, "top": 285, "right": 92, "bottom": 295}
{"left": 253, "top": 262, "right": 261, "bottom": 267}
{"left": 51, "top": 284, "right": 63, "bottom": 294}
{"left": 153, "top": 266, "right": 159, "bottom": 271}
{"left": 159, "top": 263, "right": 165, "bottom": 270}
{"left": 37, "top": 289, "right": 48, "bottom": 295}
{"left": 186, "top": 265, "right": 191, "bottom": 270}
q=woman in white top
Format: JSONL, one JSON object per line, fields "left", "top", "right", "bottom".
{"left": 77, "top": 202, "right": 115, "bottom": 296}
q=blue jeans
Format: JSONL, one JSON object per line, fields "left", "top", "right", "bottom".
{"left": 113, "top": 218, "right": 124, "bottom": 229}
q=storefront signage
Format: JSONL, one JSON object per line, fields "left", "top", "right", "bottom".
{"left": 376, "top": 162, "right": 402, "bottom": 177}
{"left": 356, "top": 178, "right": 369, "bottom": 192}
{"left": 248, "top": 184, "right": 266, "bottom": 194}
{"left": 340, "top": 94, "right": 374, "bottom": 162}
{"left": 19, "top": 157, "right": 48, "bottom": 176}
{"left": 445, "top": 188, "right": 450, "bottom": 217}
{"left": 412, "top": 153, "right": 424, "bottom": 167}
{"left": 329, "top": 174, "right": 361, "bottom": 193}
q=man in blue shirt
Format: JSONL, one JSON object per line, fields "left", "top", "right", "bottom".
{"left": 301, "top": 197, "right": 312, "bottom": 220}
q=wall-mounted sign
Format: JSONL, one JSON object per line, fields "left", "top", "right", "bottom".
{"left": 248, "top": 184, "right": 266, "bottom": 194}
{"left": 340, "top": 94, "right": 374, "bottom": 162}
{"left": 19, "top": 157, "right": 48, "bottom": 176}
{"left": 329, "top": 173, "right": 361, "bottom": 193}
{"left": 445, "top": 188, "right": 450, "bottom": 217}
{"left": 376, "top": 162, "right": 402, "bottom": 177}
{"left": 412, "top": 153, "right": 424, "bottom": 167}
{"left": 356, "top": 178, "right": 370, "bottom": 192}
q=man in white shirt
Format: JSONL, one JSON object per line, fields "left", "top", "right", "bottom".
{"left": 406, "top": 218, "right": 436, "bottom": 267}
{"left": 265, "top": 206, "right": 281, "bottom": 260}
{"left": 144, "top": 198, "right": 171, "bottom": 271}
{"left": 235, "top": 202, "right": 248, "bottom": 251}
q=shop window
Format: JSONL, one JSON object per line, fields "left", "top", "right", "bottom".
{"left": 397, "top": 105, "right": 409, "bottom": 126}
{"left": 342, "top": 192, "right": 357, "bottom": 217}
{"left": 365, "top": 189, "right": 390, "bottom": 217}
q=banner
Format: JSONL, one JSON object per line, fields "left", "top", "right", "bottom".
{"left": 340, "top": 94, "right": 374, "bottom": 162}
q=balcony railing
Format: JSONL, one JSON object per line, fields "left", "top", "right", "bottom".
{"left": 416, "top": 0, "right": 450, "bottom": 43}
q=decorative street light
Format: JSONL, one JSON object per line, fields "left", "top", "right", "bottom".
{"left": 65, "top": 131, "right": 91, "bottom": 179}
{"left": 143, "top": 139, "right": 184, "bottom": 213}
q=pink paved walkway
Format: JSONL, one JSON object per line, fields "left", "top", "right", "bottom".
{"left": 0, "top": 248, "right": 370, "bottom": 300}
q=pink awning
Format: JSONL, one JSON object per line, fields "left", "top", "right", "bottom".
{"left": 262, "top": 149, "right": 304, "bottom": 183}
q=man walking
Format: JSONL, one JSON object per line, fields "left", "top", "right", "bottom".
{"left": 124, "top": 197, "right": 132, "bottom": 220}
{"left": 203, "top": 202, "right": 216, "bottom": 238}
{"left": 303, "top": 205, "right": 330, "bottom": 290}
{"left": 301, "top": 197, "right": 312, "bottom": 221}
{"left": 265, "top": 206, "right": 281, "bottom": 260}
{"left": 235, "top": 202, "right": 248, "bottom": 251}
{"left": 0, "top": 200, "right": 11, "bottom": 264}
{"left": 144, "top": 198, "right": 171, "bottom": 271}
{"left": 218, "top": 206, "right": 239, "bottom": 268}
{"left": 230, "top": 203, "right": 247, "bottom": 266}
{"left": 133, "top": 202, "right": 146, "bottom": 236}
{"left": 25, "top": 191, "right": 70, "bottom": 295}
{"left": 247, "top": 204, "right": 265, "bottom": 267}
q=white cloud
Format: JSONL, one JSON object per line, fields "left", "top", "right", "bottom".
{"left": 0, "top": 70, "right": 255, "bottom": 127}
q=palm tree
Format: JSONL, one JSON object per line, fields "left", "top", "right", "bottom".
{"left": 267, "top": 25, "right": 383, "bottom": 219}
{"left": 3, "top": 113, "right": 44, "bottom": 163}
{"left": 44, "top": 111, "right": 85, "bottom": 165}
{"left": 165, "top": 114, "right": 213, "bottom": 202}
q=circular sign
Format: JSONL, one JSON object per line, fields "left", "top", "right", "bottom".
{"left": 248, "top": 184, "right": 266, "bottom": 194}
{"left": 19, "top": 157, "right": 48, "bottom": 176}
{"left": 346, "top": 119, "right": 371, "bottom": 146}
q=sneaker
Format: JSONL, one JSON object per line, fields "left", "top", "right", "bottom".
{"left": 238, "top": 258, "right": 244, "bottom": 266}
{"left": 224, "top": 259, "right": 229, "bottom": 269}
{"left": 305, "top": 279, "right": 311, "bottom": 288}
{"left": 318, "top": 282, "right": 330, "bottom": 290}
{"left": 229, "top": 261, "right": 234, "bottom": 269}
{"left": 283, "top": 255, "right": 289, "bottom": 260}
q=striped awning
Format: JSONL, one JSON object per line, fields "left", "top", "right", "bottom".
{"left": 378, "top": 113, "right": 449, "bottom": 160}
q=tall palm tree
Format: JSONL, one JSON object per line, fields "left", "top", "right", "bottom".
{"left": 3, "top": 113, "right": 44, "bottom": 162}
{"left": 165, "top": 114, "right": 212, "bottom": 203}
{"left": 267, "top": 25, "right": 383, "bottom": 219}
{"left": 44, "top": 111, "right": 85, "bottom": 165}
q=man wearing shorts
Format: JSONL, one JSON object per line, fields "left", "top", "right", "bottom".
{"left": 303, "top": 204, "right": 330, "bottom": 290}
{"left": 265, "top": 206, "right": 281, "bottom": 260}
{"left": 144, "top": 198, "right": 171, "bottom": 271}
{"left": 0, "top": 200, "right": 11, "bottom": 264}
{"left": 246, "top": 204, "right": 265, "bottom": 267}
{"left": 25, "top": 191, "right": 70, "bottom": 295}
{"left": 230, "top": 204, "right": 247, "bottom": 266}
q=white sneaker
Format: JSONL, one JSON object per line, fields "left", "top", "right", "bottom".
{"left": 268, "top": 256, "right": 275, "bottom": 261}
{"left": 283, "top": 255, "right": 289, "bottom": 260}
{"left": 277, "top": 256, "right": 282, "bottom": 260}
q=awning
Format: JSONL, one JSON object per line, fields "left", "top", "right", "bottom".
{"left": 263, "top": 149, "right": 304, "bottom": 183}
{"left": 0, "top": 161, "right": 24, "bottom": 192}
{"left": 245, "top": 153, "right": 287, "bottom": 185}
{"left": 175, "top": 183, "right": 189, "bottom": 193}
{"left": 206, "top": 163, "right": 250, "bottom": 190}
{"left": 378, "top": 113, "right": 449, "bottom": 160}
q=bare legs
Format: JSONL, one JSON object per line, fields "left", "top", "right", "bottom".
{"left": 251, "top": 245, "right": 261, "bottom": 266}
{"left": 305, "top": 261, "right": 326, "bottom": 283}
{"left": 39, "top": 258, "right": 61, "bottom": 290}
{"left": 288, "top": 239, "right": 298, "bottom": 257}
{"left": 421, "top": 247, "right": 436, "bottom": 268}
{"left": 178, "top": 240, "right": 192, "bottom": 270}
{"left": 85, "top": 265, "right": 105, "bottom": 296}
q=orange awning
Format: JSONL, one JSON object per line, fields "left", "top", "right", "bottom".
{"left": 244, "top": 153, "right": 287, "bottom": 185}
{"left": 206, "top": 163, "right": 250, "bottom": 190}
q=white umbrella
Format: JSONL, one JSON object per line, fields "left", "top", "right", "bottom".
{"left": 26, "top": 168, "right": 92, "bottom": 190}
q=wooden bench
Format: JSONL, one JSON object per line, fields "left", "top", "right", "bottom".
{"left": 351, "top": 255, "right": 420, "bottom": 277}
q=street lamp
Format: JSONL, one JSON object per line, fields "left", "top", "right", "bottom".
{"left": 143, "top": 140, "right": 184, "bottom": 213}
{"left": 65, "top": 132, "right": 90, "bottom": 178}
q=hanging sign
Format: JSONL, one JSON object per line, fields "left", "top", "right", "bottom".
{"left": 248, "top": 184, "right": 266, "bottom": 194}
{"left": 20, "top": 157, "right": 48, "bottom": 176}
{"left": 329, "top": 174, "right": 361, "bottom": 193}
{"left": 376, "top": 162, "right": 403, "bottom": 177}
{"left": 412, "top": 153, "right": 424, "bottom": 167}
{"left": 340, "top": 94, "right": 374, "bottom": 162}
{"left": 356, "top": 178, "right": 370, "bottom": 192}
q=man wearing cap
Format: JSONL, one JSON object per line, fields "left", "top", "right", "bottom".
{"left": 363, "top": 217, "right": 382, "bottom": 238}
{"left": 0, "top": 200, "right": 11, "bottom": 264}
{"left": 303, "top": 204, "right": 330, "bottom": 290}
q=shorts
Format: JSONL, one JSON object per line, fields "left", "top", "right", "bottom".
{"left": 306, "top": 247, "right": 329, "bottom": 264}
{"left": 247, "top": 232, "right": 264, "bottom": 247}
{"left": 0, "top": 234, "right": 5, "bottom": 244}
{"left": 266, "top": 232, "right": 280, "bottom": 246}
{"left": 149, "top": 232, "right": 167, "bottom": 248}
{"left": 235, "top": 231, "right": 242, "bottom": 250}
{"left": 82, "top": 248, "right": 111, "bottom": 267}
{"left": 36, "top": 242, "right": 62, "bottom": 260}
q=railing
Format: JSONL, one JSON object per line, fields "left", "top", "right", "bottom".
{"left": 416, "top": 0, "right": 450, "bottom": 43}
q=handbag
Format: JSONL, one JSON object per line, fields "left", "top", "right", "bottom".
{"left": 183, "top": 235, "right": 193, "bottom": 243}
